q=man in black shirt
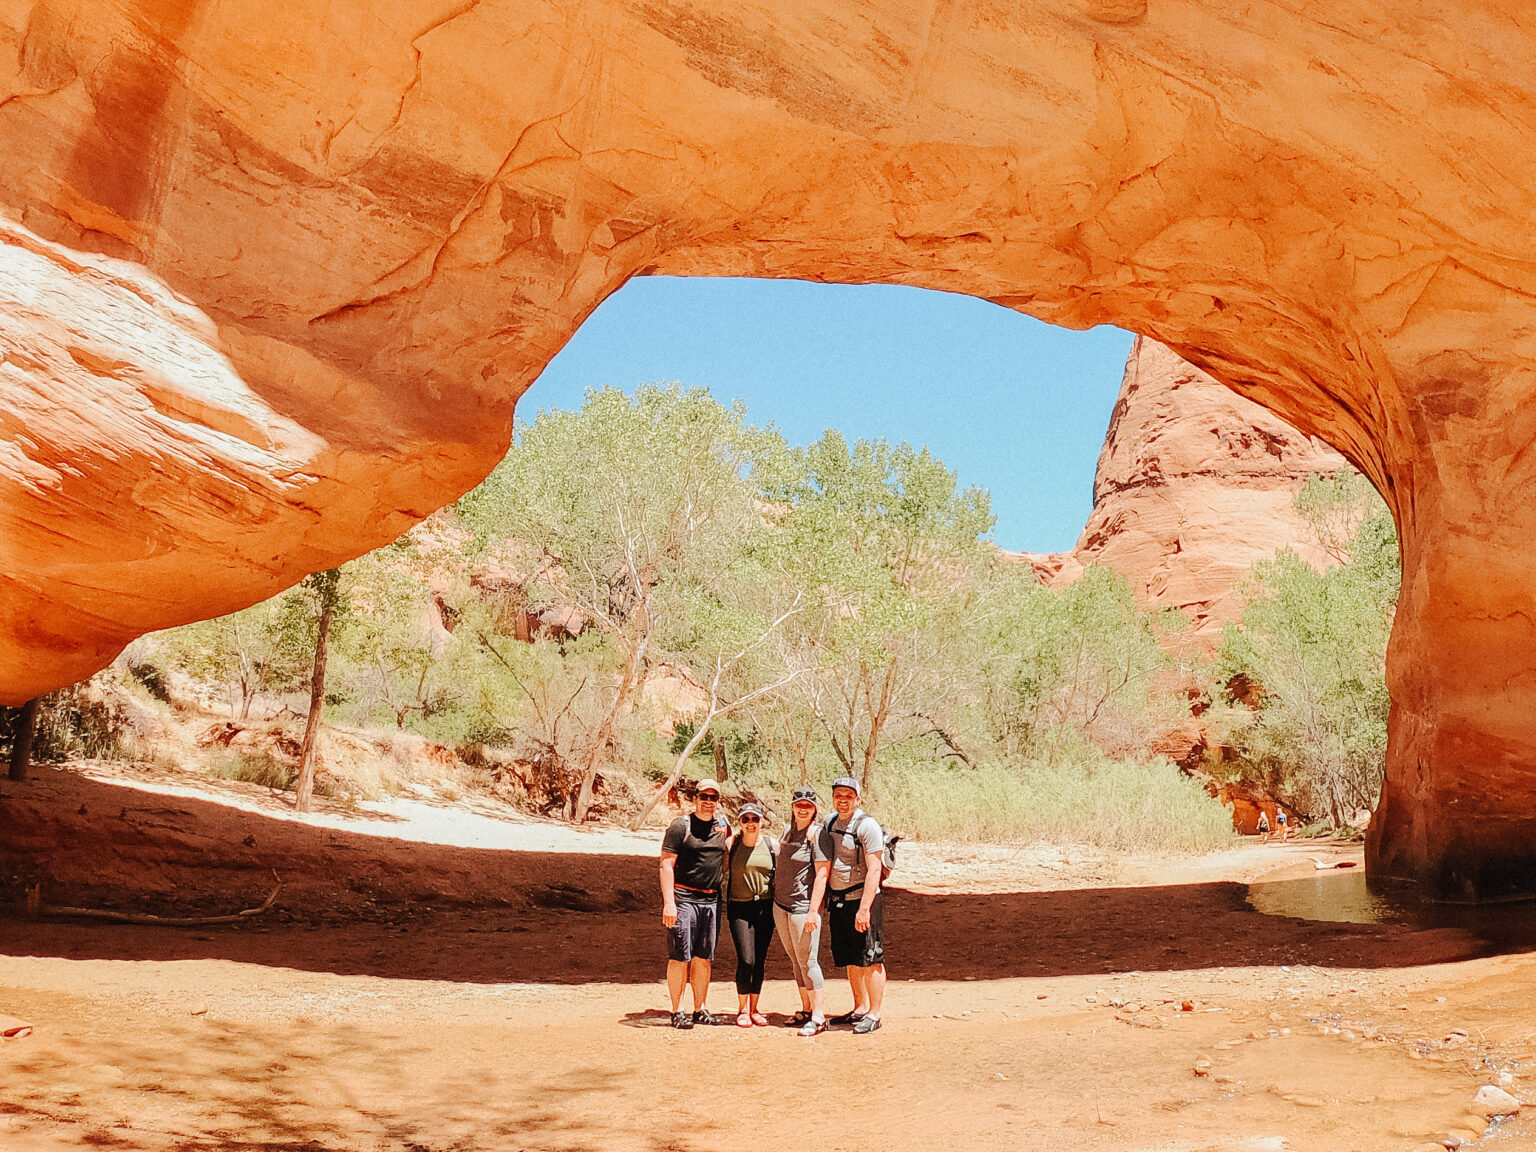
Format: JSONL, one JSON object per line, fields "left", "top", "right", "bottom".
{"left": 659, "top": 778, "right": 729, "bottom": 1028}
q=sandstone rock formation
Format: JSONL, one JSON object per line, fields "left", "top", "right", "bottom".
{"left": 3, "top": 0, "right": 1536, "bottom": 896}
{"left": 1017, "top": 338, "right": 1350, "bottom": 644}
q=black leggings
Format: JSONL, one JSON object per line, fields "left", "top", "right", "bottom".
{"left": 727, "top": 899, "right": 775, "bottom": 995}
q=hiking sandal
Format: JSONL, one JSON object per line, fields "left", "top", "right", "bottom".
{"left": 671, "top": 1011, "right": 693, "bottom": 1030}
{"left": 852, "top": 1015, "right": 882, "bottom": 1034}
{"left": 785, "top": 1011, "right": 811, "bottom": 1028}
{"left": 797, "top": 1018, "right": 827, "bottom": 1037}
{"left": 828, "top": 1010, "right": 866, "bottom": 1026}
{"left": 693, "top": 1009, "right": 724, "bottom": 1026}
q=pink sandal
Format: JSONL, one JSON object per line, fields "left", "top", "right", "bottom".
{"left": 736, "top": 1011, "right": 752, "bottom": 1028}
{"left": 751, "top": 1012, "right": 769, "bottom": 1027}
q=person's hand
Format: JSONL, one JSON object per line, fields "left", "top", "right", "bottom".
{"left": 663, "top": 903, "right": 678, "bottom": 928}
{"left": 855, "top": 907, "right": 871, "bottom": 932}
{"left": 803, "top": 911, "right": 820, "bottom": 937}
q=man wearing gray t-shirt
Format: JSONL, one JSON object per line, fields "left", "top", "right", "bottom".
{"left": 823, "top": 776, "right": 885, "bottom": 1034}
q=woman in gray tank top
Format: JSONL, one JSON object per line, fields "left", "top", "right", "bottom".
{"left": 772, "top": 786, "right": 832, "bottom": 1036}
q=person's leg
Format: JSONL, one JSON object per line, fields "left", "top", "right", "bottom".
{"left": 729, "top": 903, "right": 755, "bottom": 1019}
{"left": 666, "top": 902, "right": 696, "bottom": 1017}
{"left": 866, "top": 963, "right": 886, "bottom": 1018}
{"left": 852, "top": 894, "right": 886, "bottom": 1032}
{"left": 667, "top": 959, "right": 688, "bottom": 1012}
{"left": 847, "top": 965, "right": 869, "bottom": 1015}
{"left": 774, "top": 905, "right": 813, "bottom": 1013}
{"left": 690, "top": 958, "right": 711, "bottom": 1012}
{"left": 748, "top": 901, "right": 772, "bottom": 1022}
{"left": 690, "top": 900, "right": 718, "bottom": 1020}
{"left": 802, "top": 914, "right": 825, "bottom": 1021}
{"left": 748, "top": 902, "right": 771, "bottom": 996}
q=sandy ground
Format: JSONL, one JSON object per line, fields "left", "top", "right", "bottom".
{"left": 2, "top": 763, "right": 1534, "bottom": 1151}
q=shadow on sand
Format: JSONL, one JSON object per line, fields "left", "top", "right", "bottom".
{"left": 0, "top": 766, "right": 1493, "bottom": 985}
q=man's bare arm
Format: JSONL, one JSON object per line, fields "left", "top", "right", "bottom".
{"left": 659, "top": 852, "right": 679, "bottom": 928}
{"left": 855, "top": 851, "right": 881, "bottom": 932}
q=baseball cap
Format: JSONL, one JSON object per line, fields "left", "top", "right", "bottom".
{"left": 830, "top": 776, "right": 860, "bottom": 796}
{"left": 694, "top": 779, "right": 721, "bottom": 796}
{"left": 738, "top": 802, "right": 764, "bottom": 819}
{"left": 791, "top": 787, "right": 819, "bottom": 806}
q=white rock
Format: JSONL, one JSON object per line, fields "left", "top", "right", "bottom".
{"left": 1472, "top": 1084, "right": 1520, "bottom": 1117}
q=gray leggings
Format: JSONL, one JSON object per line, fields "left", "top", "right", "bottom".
{"left": 773, "top": 903, "right": 824, "bottom": 992}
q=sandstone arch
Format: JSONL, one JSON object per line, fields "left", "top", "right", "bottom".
{"left": 2, "top": 1, "right": 1534, "bottom": 897}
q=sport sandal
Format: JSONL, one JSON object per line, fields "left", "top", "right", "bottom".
{"left": 798, "top": 1018, "right": 827, "bottom": 1037}
{"left": 693, "top": 1009, "right": 724, "bottom": 1027}
{"left": 671, "top": 1011, "right": 693, "bottom": 1030}
{"left": 828, "top": 1010, "right": 866, "bottom": 1026}
{"left": 786, "top": 1011, "right": 811, "bottom": 1028}
{"left": 852, "top": 1015, "right": 882, "bottom": 1034}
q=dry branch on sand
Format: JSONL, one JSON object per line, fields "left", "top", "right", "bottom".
{"left": 23, "top": 879, "right": 283, "bottom": 926}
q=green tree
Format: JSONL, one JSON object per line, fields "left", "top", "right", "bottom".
{"left": 459, "top": 384, "right": 780, "bottom": 821}
{"left": 767, "top": 433, "right": 995, "bottom": 792}
{"left": 1218, "top": 475, "right": 1399, "bottom": 827}
{"left": 981, "top": 563, "right": 1176, "bottom": 762}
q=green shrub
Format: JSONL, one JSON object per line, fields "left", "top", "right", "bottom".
{"left": 874, "top": 744, "right": 1233, "bottom": 854}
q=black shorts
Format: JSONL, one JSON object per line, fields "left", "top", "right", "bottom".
{"left": 667, "top": 898, "right": 719, "bottom": 962}
{"left": 829, "top": 889, "right": 884, "bottom": 968}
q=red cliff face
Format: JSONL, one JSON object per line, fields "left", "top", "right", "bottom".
{"left": 1018, "top": 338, "right": 1351, "bottom": 645}
{"left": 4, "top": 1, "right": 1536, "bottom": 895}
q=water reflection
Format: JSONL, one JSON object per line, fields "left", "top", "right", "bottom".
{"left": 1246, "top": 870, "right": 1536, "bottom": 953}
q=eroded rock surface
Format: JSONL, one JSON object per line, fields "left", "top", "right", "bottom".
{"left": 1018, "top": 338, "right": 1349, "bottom": 643}
{"left": 3, "top": 0, "right": 1536, "bottom": 894}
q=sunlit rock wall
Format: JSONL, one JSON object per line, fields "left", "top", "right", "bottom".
{"left": 4, "top": 0, "right": 1536, "bottom": 894}
{"left": 1016, "top": 338, "right": 1350, "bottom": 643}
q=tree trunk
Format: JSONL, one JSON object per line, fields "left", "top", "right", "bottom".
{"left": 571, "top": 634, "right": 650, "bottom": 824}
{"left": 861, "top": 661, "right": 896, "bottom": 794}
{"left": 8, "top": 697, "right": 41, "bottom": 782}
{"left": 631, "top": 708, "right": 719, "bottom": 830}
{"left": 294, "top": 570, "right": 340, "bottom": 813}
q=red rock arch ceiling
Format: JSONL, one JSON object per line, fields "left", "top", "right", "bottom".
{"left": 2, "top": 0, "right": 1533, "bottom": 897}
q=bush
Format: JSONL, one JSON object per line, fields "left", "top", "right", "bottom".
{"left": 1216, "top": 473, "right": 1399, "bottom": 827}
{"left": 860, "top": 742, "right": 1233, "bottom": 854}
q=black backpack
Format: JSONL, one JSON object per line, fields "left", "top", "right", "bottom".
{"left": 826, "top": 812, "right": 899, "bottom": 883}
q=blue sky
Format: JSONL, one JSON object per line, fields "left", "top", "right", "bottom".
{"left": 525, "top": 277, "right": 1134, "bottom": 553}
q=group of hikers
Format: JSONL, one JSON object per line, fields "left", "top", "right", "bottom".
{"left": 659, "top": 775, "right": 887, "bottom": 1036}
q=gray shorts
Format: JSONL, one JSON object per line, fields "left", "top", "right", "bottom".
{"left": 667, "top": 898, "right": 719, "bottom": 962}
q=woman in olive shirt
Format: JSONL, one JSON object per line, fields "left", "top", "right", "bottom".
{"left": 726, "top": 802, "right": 777, "bottom": 1027}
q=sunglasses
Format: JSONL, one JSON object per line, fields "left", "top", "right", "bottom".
{"left": 697, "top": 794, "right": 719, "bottom": 801}
{"left": 740, "top": 816, "right": 761, "bottom": 824}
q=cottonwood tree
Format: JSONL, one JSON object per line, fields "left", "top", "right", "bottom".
{"left": 294, "top": 568, "right": 343, "bottom": 812}
{"left": 982, "top": 564, "right": 1176, "bottom": 762}
{"left": 1218, "top": 492, "right": 1400, "bottom": 827}
{"left": 459, "top": 385, "right": 778, "bottom": 822}
{"left": 158, "top": 600, "right": 305, "bottom": 719}
{"left": 766, "top": 433, "right": 994, "bottom": 793}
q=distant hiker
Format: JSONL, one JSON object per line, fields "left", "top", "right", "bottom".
{"left": 660, "top": 779, "right": 729, "bottom": 1029}
{"left": 726, "top": 802, "right": 777, "bottom": 1028}
{"left": 773, "top": 786, "right": 832, "bottom": 1037}
{"left": 824, "top": 776, "right": 886, "bottom": 1034}
{"left": 1276, "top": 809, "right": 1290, "bottom": 842}
{"left": 1257, "top": 808, "right": 1271, "bottom": 843}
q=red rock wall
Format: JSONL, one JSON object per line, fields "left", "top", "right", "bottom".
{"left": 3, "top": 0, "right": 1536, "bottom": 894}
{"left": 1016, "top": 338, "right": 1351, "bottom": 645}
